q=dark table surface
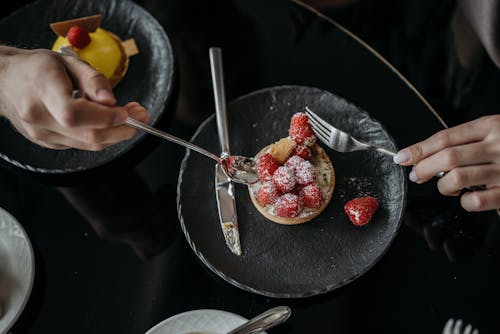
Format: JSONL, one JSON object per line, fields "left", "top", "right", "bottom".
{"left": 2, "top": 0, "right": 500, "bottom": 333}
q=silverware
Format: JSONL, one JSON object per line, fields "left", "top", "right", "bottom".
{"left": 442, "top": 318, "right": 479, "bottom": 334}
{"left": 71, "top": 89, "right": 258, "bottom": 184}
{"left": 124, "top": 118, "right": 258, "bottom": 184}
{"left": 210, "top": 47, "right": 242, "bottom": 256}
{"left": 305, "top": 106, "right": 396, "bottom": 157}
{"left": 226, "top": 306, "right": 291, "bottom": 334}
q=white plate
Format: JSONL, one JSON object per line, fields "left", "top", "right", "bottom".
{"left": 145, "top": 309, "right": 267, "bottom": 334}
{"left": 0, "top": 207, "right": 35, "bottom": 334}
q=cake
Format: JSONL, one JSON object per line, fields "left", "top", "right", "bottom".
{"left": 248, "top": 112, "right": 335, "bottom": 225}
{"left": 50, "top": 14, "right": 138, "bottom": 87}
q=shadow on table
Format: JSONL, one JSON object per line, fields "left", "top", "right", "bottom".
{"left": 57, "top": 169, "right": 179, "bottom": 260}
{"left": 405, "top": 190, "right": 500, "bottom": 262}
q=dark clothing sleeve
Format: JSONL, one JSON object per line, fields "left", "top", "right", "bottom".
{"left": 458, "top": 0, "right": 500, "bottom": 67}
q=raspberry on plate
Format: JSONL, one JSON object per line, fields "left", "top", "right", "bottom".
{"left": 344, "top": 196, "right": 379, "bottom": 226}
{"left": 257, "top": 181, "right": 281, "bottom": 206}
{"left": 291, "top": 145, "right": 311, "bottom": 160}
{"left": 275, "top": 193, "right": 301, "bottom": 218}
{"left": 289, "top": 112, "right": 316, "bottom": 146}
{"left": 295, "top": 160, "right": 316, "bottom": 185}
{"left": 300, "top": 184, "right": 322, "bottom": 209}
{"left": 257, "top": 153, "right": 280, "bottom": 182}
{"left": 272, "top": 166, "right": 297, "bottom": 193}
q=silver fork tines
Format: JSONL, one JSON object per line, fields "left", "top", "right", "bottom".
{"left": 305, "top": 106, "right": 396, "bottom": 157}
{"left": 442, "top": 318, "right": 479, "bottom": 334}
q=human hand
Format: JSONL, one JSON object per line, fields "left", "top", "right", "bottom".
{"left": 0, "top": 46, "right": 148, "bottom": 151}
{"left": 393, "top": 115, "right": 500, "bottom": 212}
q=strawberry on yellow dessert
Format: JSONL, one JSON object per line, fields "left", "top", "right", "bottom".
{"left": 248, "top": 112, "right": 335, "bottom": 225}
{"left": 50, "top": 14, "right": 138, "bottom": 87}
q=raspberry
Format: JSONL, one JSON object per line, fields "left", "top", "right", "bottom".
{"left": 222, "top": 156, "right": 237, "bottom": 172}
{"left": 295, "top": 160, "right": 316, "bottom": 185}
{"left": 256, "top": 181, "right": 281, "bottom": 206}
{"left": 67, "top": 25, "right": 91, "bottom": 49}
{"left": 274, "top": 193, "right": 301, "bottom": 218}
{"left": 272, "top": 166, "right": 297, "bottom": 193}
{"left": 289, "top": 112, "right": 316, "bottom": 146}
{"left": 344, "top": 196, "right": 379, "bottom": 226}
{"left": 300, "top": 184, "right": 322, "bottom": 209}
{"left": 291, "top": 145, "right": 311, "bottom": 160}
{"left": 257, "top": 153, "right": 280, "bottom": 182}
{"left": 284, "top": 155, "right": 305, "bottom": 171}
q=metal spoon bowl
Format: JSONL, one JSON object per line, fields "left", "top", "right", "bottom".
{"left": 226, "top": 306, "right": 291, "bottom": 334}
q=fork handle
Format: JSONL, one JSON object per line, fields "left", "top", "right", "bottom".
{"left": 373, "top": 146, "right": 396, "bottom": 157}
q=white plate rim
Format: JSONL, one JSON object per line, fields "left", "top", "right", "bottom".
{"left": 145, "top": 309, "right": 267, "bottom": 334}
{"left": 0, "top": 206, "right": 35, "bottom": 333}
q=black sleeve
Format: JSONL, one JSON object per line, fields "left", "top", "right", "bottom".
{"left": 458, "top": 0, "right": 500, "bottom": 67}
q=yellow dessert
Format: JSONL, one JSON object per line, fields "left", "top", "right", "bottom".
{"left": 52, "top": 28, "right": 124, "bottom": 81}
{"left": 50, "top": 15, "right": 138, "bottom": 87}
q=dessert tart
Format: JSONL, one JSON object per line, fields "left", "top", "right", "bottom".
{"left": 50, "top": 14, "right": 139, "bottom": 87}
{"left": 248, "top": 112, "right": 335, "bottom": 225}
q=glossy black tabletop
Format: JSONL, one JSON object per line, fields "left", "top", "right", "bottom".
{"left": 1, "top": 0, "right": 500, "bottom": 333}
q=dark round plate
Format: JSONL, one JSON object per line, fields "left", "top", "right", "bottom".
{"left": 177, "top": 85, "right": 406, "bottom": 298}
{"left": 0, "top": 0, "right": 174, "bottom": 182}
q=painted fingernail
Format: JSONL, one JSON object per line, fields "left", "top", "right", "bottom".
{"left": 113, "top": 111, "right": 128, "bottom": 125}
{"left": 393, "top": 149, "right": 411, "bottom": 164}
{"left": 409, "top": 171, "right": 418, "bottom": 183}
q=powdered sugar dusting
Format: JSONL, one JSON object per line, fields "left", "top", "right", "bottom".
{"left": 284, "top": 155, "right": 305, "bottom": 171}
{"left": 345, "top": 177, "right": 373, "bottom": 197}
{"left": 272, "top": 166, "right": 296, "bottom": 192}
{"left": 296, "top": 160, "right": 316, "bottom": 185}
{"left": 274, "top": 193, "right": 301, "bottom": 217}
{"left": 257, "top": 181, "right": 281, "bottom": 206}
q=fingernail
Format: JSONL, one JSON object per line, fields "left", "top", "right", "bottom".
{"left": 97, "top": 89, "right": 116, "bottom": 103}
{"left": 113, "top": 111, "right": 128, "bottom": 125}
{"left": 409, "top": 171, "right": 418, "bottom": 183}
{"left": 393, "top": 149, "right": 411, "bottom": 164}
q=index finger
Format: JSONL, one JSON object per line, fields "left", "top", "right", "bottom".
{"left": 393, "top": 120, "right": 486, "bottom": 166}
{"left": 36, "top": 56, "right": 127, "bottom": 128}
{"left": 48, "top": 97, "right": 128, "bottom": 129}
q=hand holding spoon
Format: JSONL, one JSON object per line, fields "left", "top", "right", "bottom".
{"left": 71, "top": 90, "right": 259, "bottom": 184}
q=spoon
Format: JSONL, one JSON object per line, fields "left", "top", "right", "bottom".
{"left": 71, "top": 90, "right": 259, "bottom": 184}
{"left": 123, "top": 117, "right": 258, "bottom": 184}
{"left": 225, "top": 306, "right": 291, "bottom": 334}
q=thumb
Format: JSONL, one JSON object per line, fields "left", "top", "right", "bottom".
{"left": 61, "top": 56, "right": 117, "bottom": 106}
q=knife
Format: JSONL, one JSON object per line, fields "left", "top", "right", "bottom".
{"left": 210, "top": 47, "right": 242, "bottom": 256}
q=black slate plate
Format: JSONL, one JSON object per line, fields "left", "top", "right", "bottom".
{"left": 177, "top": 86, "right": 406, "bottom": 298}
{"left": 0, "top": 0, "right": 174, "bottom": 181}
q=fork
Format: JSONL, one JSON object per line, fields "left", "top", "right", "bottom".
{"left": 442, "top": 318, "right": 479, "bottom": 334}
{"left": 305, "top": 106, "right": 396, "bottom": 157}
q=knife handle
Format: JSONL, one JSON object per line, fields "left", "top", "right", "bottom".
{"left": 210, "top": 47, "right": 231, "bottom": 156}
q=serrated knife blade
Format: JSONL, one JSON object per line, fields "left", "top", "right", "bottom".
{"left": 215, "top": 163, "right": 241, "bottom": 255}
